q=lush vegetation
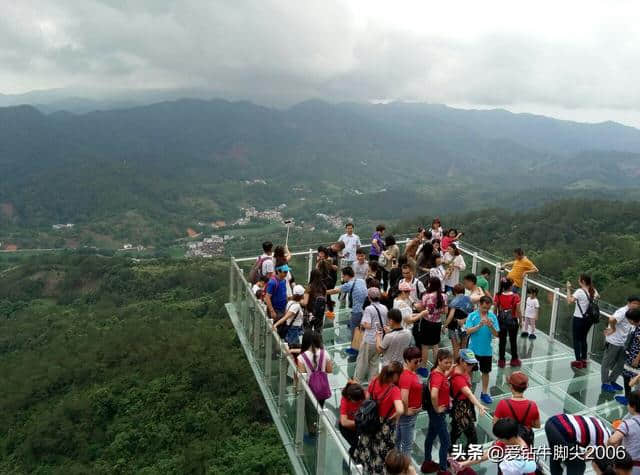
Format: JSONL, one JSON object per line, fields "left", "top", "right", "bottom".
{"left": 0, "top": 255, "right": 289, "bottom": 474}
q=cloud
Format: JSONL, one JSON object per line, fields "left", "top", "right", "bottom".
{"left": 0, "top": 0, "right": 639, "bottom": 122}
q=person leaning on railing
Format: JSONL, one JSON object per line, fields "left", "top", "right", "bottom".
{"left": 501, "top": 248, "right": 538, "bottom": 295}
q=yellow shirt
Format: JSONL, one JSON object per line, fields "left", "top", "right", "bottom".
{"left": 507, "top": 257, "right": 535, "bottom": 287}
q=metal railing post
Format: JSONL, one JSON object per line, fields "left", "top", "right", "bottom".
{"left": 549, "top": 288, "right": 559, "bottom": 341}
{"left": 229, "top": 258, "right": 235, "bottom": 303}
{"left": 295, "top": 381, "right": 305, "bottom": 454}
{"left": 252, "top": 304, "right": 260, "bottom": 351}
{"left": 471, "top": 252, "right": 478, "bottom": 275}
{"left": 316, "top": 410, "right": 328, "bottom": 473}
{"left": 494, "top": 263, "right": 502, "bottom": 295}
{"left": 520, "top": 276, "right": 528, "bottom": 315}
{"left": 265, "top": 329, "right": 272, "bottom": 381}
{"left": 307, "top": 248, "right": 314, "bottom": 283}
{"left": 278, "top": 343, "right": 287, "bottom": 409}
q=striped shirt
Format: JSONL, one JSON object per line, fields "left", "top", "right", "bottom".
{"left": 549, "top": 414, "right": 611, "bottom": 447}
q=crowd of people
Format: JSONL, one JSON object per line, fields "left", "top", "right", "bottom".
{"left": 247, "top": 219, "right": 640, "bottom": 475}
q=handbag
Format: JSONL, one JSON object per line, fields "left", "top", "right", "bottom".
{"left": 351, "top": 326, "right": 363, "bottom": 350}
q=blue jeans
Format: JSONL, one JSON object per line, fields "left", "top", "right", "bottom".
{"left": 395, "top": 414, "right": 417, "bottom": 455}
{"left": 286, "top": 325, "right": 304, "bottom": 345}
{"left": 348, "top": 311, "right": 363, "bottom": 338}
{"left": 424, "top": 411, "right": 450, "bottom": 470}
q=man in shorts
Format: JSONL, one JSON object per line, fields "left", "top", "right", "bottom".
{"left": 465, "top": 296, "right": 499, "bottom": 404}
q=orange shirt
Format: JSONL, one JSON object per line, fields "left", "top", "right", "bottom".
{"left": 507, "top": 257, "right": 535, "bottom": 288}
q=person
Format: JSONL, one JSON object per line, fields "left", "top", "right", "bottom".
{"left": 382, "top": 235, "right": 400, "bottom": 291}
{"left": 352, "top": 362, "right": 404, "bottom": 474}
{"left": 443, "top": 244, "right": 466, "bottom": 293}
{"left": 370, "top": 224, "right": 386, "bottom": 262}
{"left": 493, "top": 372, "right": 541, "bottom": 433}
{"left": 386, "top": 449, "right": 418, "bottom": 475}
{"left": 449, "top": 349, "right": 487, "bottom": 453}
{"left": 353, "top": 247, "right": 369, "bottom": 281}
{"left": 593, "top": 452, "right": 634, "bottom": 475}
{"left": 544, "top": 413, "right": 612, "bottom": 475}
{"left": 457, "top": 418, "right": 536, "bottom": 474}
{"left": 338, "top": 381, "right": 366, "bottom": 453}
{"left": 396, "top": 346, "right": 423, "bottom": 455}
{"left": 265, "top": 264, "right": 289, "bottom": 320}
{"left": 327, "top": 241, "right": 344, "bottom": 284}
{"left": 409, "top": 277, "right": 447, "bottom": 374}
{"left": 273, "top": 245, "right": 293, "bottom": 296}
{"left": 400, "top": 264, "right": 426, "bottom": 308}
{"left": 317, "top": 246, "right": 338, "bottom": 313}
{"left": 441, "top": 228, "right": 463, "bottom": 254}
{"left": 462, "top": 273, "right": 485, "bottom": 306}
{"left": 394, "top": 281, "right": 415, "bottom": 331}
{"left": 354, "top": 287, "right": 388, "bottom": 382}
{"left": 389, "top": 255, "right": 408, "bottom": 293}
{"left": 502, "top": 248, "right": 538, "bottom": 295}
{"left": 429, "top": 254, "right": 446, "bottom": 290}
{"left": 339, "top": 223, "right": 361, "bottom": 268}
{"left": 522, "top": 287, "right": 540, "bottom": 339}
{"left": 430, "top": 218, "right": 444, "bottom": 243}
{"left": 620, "top": 310, "right": 640, "bottom": 405}
{"left": 258, "top": 240, "right": 275, "bottom": 279}
{"left": 477, "top": 267, "right": 491, "bottom": 296}
{"left": 465, "top": 296, "right": 499, "bottom": 404}
{"left": 327, "top": 267, "right": 367, "bottom": 355}
{"left": 602, "top": 297, "right": 640, "bottom": 393}
{"left": 444, "top": 284, "right": 474, "bottom": 360}
{"left": 416, "top": 241, "right": 435, "bottom": 281}
{"left": 432, "top": 239, "right": 442, "bottom": 258}
{"left": 368, "top": 260, "right": 383, "bottom": 285}
{"left": 495, "top": 278, "right": 522, "bottom": 368}
{"left": 273, "top": 284, "right": 306, "bottom": 344}
{"left": 566, "top": 274, "right": 599, "bottom": 369}
{"left": 607, "top": 390, "right": 640, "bottom": 475}
{"left": 252, "top": 275, "right": 269, "bottom": 301}
{"left": 377, "top": 308, "right": 412, "bottom": 366}
{"left": 421, "top": 348, "right": 453, "bottom": 475}
{"left": 305, "top": 269, "right": 328, "bottom": 332}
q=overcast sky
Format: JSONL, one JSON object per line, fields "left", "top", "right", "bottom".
{"left": 2, "top": 0, "right": 640, "bottom": 126}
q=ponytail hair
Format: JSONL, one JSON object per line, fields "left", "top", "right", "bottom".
{"left": 378, "top": 361, "right": 403, "bottom": 385}
{"left": 579, "top": 274, "right": 595, "bottom": 298}
{"left": 427, "top": 276, "right": 444, "bottom": 309}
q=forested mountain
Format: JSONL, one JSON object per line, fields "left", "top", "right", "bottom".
{"left": 2, "top": 99, "right": 640, "bottom": 247}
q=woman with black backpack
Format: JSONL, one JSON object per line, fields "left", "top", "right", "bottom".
{"left": 566, "top": 274, "right": 600, "bottom": 369}
{"left": 494, "top": 278, "right": 522, "bottom": 368}
{"left": 352, "top": 361, "right": 404, "bottom": 474}
{"left": 305, "top": 269, "right": 327, "bottom": 332}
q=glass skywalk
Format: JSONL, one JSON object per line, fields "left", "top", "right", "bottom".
{"left": 225, "top": 241, "right": 624, "bottom": 474}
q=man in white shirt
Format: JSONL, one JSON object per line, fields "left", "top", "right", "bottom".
{"left": 354, "top": 287, "right": 387, "bottom": 382}
{"left": 400, "top": 264, "right": 426, "bottom": 309}
{"left": 602, "top": 296, "right": 640, "bottom": 392}
{"left": 259, "top": 241, "right": 275, "bottom": 278}
{"left": 339, "top": 223, "right": 361, "bottom": 268}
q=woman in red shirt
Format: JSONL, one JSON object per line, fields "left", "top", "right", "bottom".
{"left": 396, "top": 347, "right": 423, "bottom": 455}
{"left": 339, "top": 381, "right": 366, "bottom": 453}
{"left": 421, "top": 348, "right": 453, "bottom": 475}
{"left": 353, "top": 361, "right": 404, "bottom": 474}
{"left": 450, "top": 349, "right": 488, "bottom": 453}
{"left": 494, "top": 278, "right": 522, "bottom": 367}
{"left": 493, "top": 372, "right": 540, "bottom": 434}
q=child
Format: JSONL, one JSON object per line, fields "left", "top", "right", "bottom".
{"left": 353, "top": 248, "right": 369, "bottom": 281}
{"left": 252, "top": 275, "right": 269, "bottom": 300}
{"left": 273, "top": 285, "right": 306, "bottom": 344}
{"left": 522, "top": 287, "right": 539, "bottom": 339}
{"left": 607, "top": 390, "right": 640, "bottom": 475}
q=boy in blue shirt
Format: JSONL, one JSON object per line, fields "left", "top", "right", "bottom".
{"left": 265, "top": 265, "right": 290, "bottom": 320}
{"left": 465, "top": 296, "right": 500, "bottom": 404}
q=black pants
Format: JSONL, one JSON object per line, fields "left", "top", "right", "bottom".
{"left": 624, "top": 374, "right": 632, "bottom": 399}
{"left": 572, "top": 317, "right": 592, "bottom": 361}
{"left": 339, "top": 424, "right": 359, "bottom": 456}
{"left": 381, "top": 268, "right": 390, "bottom": 291}
{"left": 499, "top": 323, "right": 519, "bottom": 360}
{"left": 545, "top": 419, "right": 586, "bottom": 475}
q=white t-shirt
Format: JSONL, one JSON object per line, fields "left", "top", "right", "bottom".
{"left": 353, "top": 260, "right": 369, "bottom": 281}
{"left": 361, "top": 303, "right": 388, "bottom": 345}
{"left": 572, "top": 288, "right": 599, "bottom": 318}
{"left": 524, "top": 297, "right": 540, "bottom": 319}
{"left": 430, "top": 266, "right": 446, "bottom": 290}
{"left": 260, "top": 254, "right": 274, "bottom": 276}
{"left": 301, "top": 348, "right": 330, "bottom": 372}
{"left": 285, "top": 300, "right": 304, "bottom": 327}
{"left": 339, "top": 233, "right": 361, "bottom": 262}
{"left": 394, "top": 298, "right": 414, "bottom": 330}
{"left": 443, "top": 254, "right": 466, "bottom": 288}
{"left": 431, "top": 227, "right": 444, "bottom": 242}
{"left": 607, "top": 305, "right": 634, "bottom": 346}
{"left": 402, "top": 277, "right": 426, "bottom": 304}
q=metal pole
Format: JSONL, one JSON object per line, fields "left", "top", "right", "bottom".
{"left": 265, "top": 329, "right": 273, "bottom": 381}
{"left": 307, "top": 248, "right": 313, "bottom": 283}
{"left": 549, "top": 288, "right": 559, "bottom": 342}
{"left": 252, "top": 304, "right": 260, "bottom": 352}
{"left": 295, "top": 380, "right": 305, "bottom": 454}
{"left": 278, "top": 343, "right": 287, "bottom": 409}
{"left": 229, "top": 258, "right": 235, "bottom": 303}
{"left": 472, "top": 252, "right": 478, "bottom": 275}
{"left": 316, "top": 409, "right": 327, "bottom": 473}
{"left": 493, "top": 263, "right": 502, "bottom": 295}
{"left": 520, "top": 275, "right": 528, "bottom": 315}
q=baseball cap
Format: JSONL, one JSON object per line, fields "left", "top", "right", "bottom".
{"left": 507, "top": 371, "right": 529, "bottom": 388}
{"left": 276, "top": 264, "right": 290, "bottom": 273}
{"left": 293, "top": 284, "right": 305, "bottom": 296}
{"left": 398, "top": 281, "right": 411, "bottom": 292}
{"left": 367, "top": 287, "right": 381, "bottom": 299}
{"left": 459, "top": 348, "right": 478, "bottom": 364}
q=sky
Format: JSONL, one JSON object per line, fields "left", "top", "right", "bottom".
{"left": 1, "top": 0, "right": 640, "bottom": 126}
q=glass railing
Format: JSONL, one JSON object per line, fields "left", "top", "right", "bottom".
{"left": 228, "top": 238, "right": 622, "bottom": 474}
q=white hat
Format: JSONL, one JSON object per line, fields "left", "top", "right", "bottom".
{"left": 293, "top": 284, "right": 305, "bottom": 296}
